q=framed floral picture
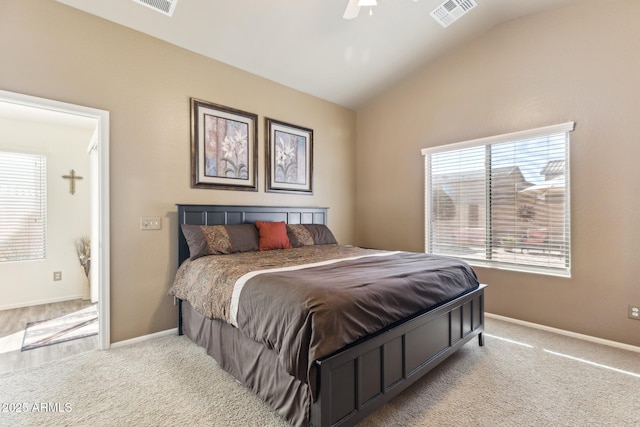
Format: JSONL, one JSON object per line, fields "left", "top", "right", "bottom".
{"left": 191, "top": 98, "right": 258, "bottom": 191}
{"left": 265, "top": 118, "right": 313, "bottom": 194}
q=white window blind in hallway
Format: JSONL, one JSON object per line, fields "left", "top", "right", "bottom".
{"left": 0, "top": 151, "right": 47, "bottom": 262}
{"left": 422, "top": 122, "right": 574, "bottom": 276}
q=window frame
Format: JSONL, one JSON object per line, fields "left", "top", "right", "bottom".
{"left": 422, "top": 122, "right": 574, "bottom": 277}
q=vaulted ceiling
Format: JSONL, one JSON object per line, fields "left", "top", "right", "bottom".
{"left": 56, "top": 0, "right": 585, "bottom": 109}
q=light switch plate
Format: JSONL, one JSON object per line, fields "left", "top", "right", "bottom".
{"left": 140, "top": 216, "right": 161, "bottom": 230}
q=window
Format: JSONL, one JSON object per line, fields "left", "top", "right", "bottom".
{"left": 422, "top": 122, "right": 574, "bottom": 276}
{"left": 0, "top": 151, "right": 47, "bottom": 262}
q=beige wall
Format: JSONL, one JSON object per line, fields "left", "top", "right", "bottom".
{"left": 356, "top": 0, "right": 640, "bottom": 346}
{"left": 0, "top": 0, "right": 357, "bottom": 342}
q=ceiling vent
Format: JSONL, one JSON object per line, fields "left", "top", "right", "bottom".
{"left": 430, "top": 0, "right": 477, "bottom": 28}
{"left": 132, "top": 0, "right": 178, "bottom": 17}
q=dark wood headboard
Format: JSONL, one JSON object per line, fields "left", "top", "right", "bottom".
{"left": 176, "top": 204, "right": 329, "bottom": 265}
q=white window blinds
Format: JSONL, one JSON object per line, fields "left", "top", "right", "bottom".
{"left": 422, "top": 122, "right": 574, "bottom": 276}
{"left": 0, "top": 151, "right": 47, "bottom": 262}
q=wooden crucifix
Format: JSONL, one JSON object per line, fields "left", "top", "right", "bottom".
{"left": 62, "top": 169, "right": 83, "bottom": 195}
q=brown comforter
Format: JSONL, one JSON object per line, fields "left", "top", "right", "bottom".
{"left": 169, "top": 245, "right": 479, "bottom": 398}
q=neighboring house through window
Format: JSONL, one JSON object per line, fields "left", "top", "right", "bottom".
{"left": 422, "top": 122, "right": 574, "bottom": 277}
{"left": 0, "top": 151, "right": 47, "bottom": 262}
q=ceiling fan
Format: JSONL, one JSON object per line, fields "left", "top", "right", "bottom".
{"left": 343, "top": 0, "right": 478, "bottom": 27}
{"left": 343, "top": 0, "right": 420, "bottom": 20}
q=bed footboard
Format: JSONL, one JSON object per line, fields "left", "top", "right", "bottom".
{"left": 310, "top": 284, "right": 486, "bottom": 427}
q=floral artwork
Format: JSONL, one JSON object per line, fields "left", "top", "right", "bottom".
{"left": 266, "top": 119, "right": 313, "bottom": 194}
{"left": 274, "top": 130, "right": 306, "bottom": 185}
{"left": 191, "top": 99, "right": 257, "bottom": 191}
{"left": 204, "top": 115, "right": 249, "bottom": 180}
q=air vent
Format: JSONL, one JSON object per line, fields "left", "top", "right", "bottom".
{"left": 132, "top": 0, "right": 178, "bottom": 17}
{"left": 430, "top": 0, "right": 477, "bottom": 28}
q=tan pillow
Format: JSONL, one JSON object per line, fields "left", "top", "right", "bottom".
{"left": 287, "top": 224, "right": 337, "bottom": 247}
{"left": 181, "top": 224, "right": 259, "bottom": 259}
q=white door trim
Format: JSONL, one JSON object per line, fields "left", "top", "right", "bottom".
{"left": 0, "top": 90, "right": 111, "bottom": 350}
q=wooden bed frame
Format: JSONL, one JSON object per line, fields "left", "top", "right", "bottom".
{"left": 176, "top": 204, "right": 485, "bottom": 427}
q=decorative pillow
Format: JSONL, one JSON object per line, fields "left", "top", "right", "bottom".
{"left": 287, "top": 224, "right": 338, "bottom": 247}
{"left": 181, "top": 224, "right": 259, "bottom": 259}
{"left": 255, "top": 221, "right": 293, "bottom": 251}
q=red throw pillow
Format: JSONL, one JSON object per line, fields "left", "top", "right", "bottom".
{"left": 255, "top": 221, "right": 293, "bottom": 251}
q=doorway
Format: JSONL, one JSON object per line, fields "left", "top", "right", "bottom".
{"left": 0, "top": 90, "right": 110, "bottom": 350}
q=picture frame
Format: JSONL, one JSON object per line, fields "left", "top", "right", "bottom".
{"left": 191, "top": 98, "right": 258, "bottom": 191}
{"left": 265, "top": 118, "right": 313, "bottom": 194}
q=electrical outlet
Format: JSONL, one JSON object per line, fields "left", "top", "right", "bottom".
{"left": 53, "top": 271, "right": 62, "bottom": 281}
{"left": 629, "top": 305, "right": 640, "bottom": 321}
{"left": 140, "top": 216, "right": 162, "bottom": 230}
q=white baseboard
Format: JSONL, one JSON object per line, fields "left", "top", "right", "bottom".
{"left": 486, "top": 313, "right": 640, "bottom": 354}
{"left": 0, "top": 294, "right": 85, "bottom": 311}
{"left": 110, "top": 328, "right": 178, "bottom": 349}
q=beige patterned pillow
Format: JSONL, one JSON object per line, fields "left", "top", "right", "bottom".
{"left": 287, "top": 224, "right": 337, "bottom": 247}
{"left": 287, "top": 224, "right": 315, "bottom": 246}
{"left": 181, "top": 224, "right": 259, "bottom": 259}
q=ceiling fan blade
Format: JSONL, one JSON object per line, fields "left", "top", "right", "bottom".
{"left": 343, "top": 0, "right": 361, "bottom": 19}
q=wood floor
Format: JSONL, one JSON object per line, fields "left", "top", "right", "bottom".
{"left": 0, "top": 299, "right": 98, "bottom": 374}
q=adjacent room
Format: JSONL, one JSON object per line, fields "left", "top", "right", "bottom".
{"left": 1, "top": 0, "right": 638, "bottom": 425}
{"left": 0, "top": 101, "right": 99, "bottom": 373}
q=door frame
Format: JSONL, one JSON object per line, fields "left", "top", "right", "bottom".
{"left": 0, "top": 90, "right": 110, "bottom": 349}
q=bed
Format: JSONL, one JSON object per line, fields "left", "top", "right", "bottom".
{"left": 170, "top": 204, "right": 486, "bottom": 427}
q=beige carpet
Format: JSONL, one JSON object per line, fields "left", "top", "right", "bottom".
{"left": 0, "top": 317, "right": 638, "bottom": 426}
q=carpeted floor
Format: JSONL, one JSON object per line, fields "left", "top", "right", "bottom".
{"left": 0, "top": 317, "right": 638, "bottom": 426}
